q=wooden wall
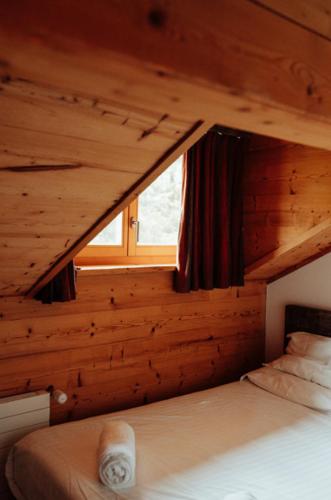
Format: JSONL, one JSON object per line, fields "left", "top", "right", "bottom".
{"left": 0, "top": 268, "right": 265, "bottom": 424}
{"left": 244, "top": 137, "right": 331, "bottom": 274}
{"left": 2, "top": 134, "right": 331, "bottom": 426}
{"left": 1, "top": 135, "right": 330, "bottom": 428}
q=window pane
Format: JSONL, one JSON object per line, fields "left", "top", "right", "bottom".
{"left": 88, "top": 212, "right": 123, "bottom": 246}
{"left": 137, "top": 157, "right": 182, "bottom": 246}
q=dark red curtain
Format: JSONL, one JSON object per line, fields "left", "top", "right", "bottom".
{"left": 175, "top": 129, "right": 247, "bottom": 292}
{"left": 34, "top": 261, "right": 77, "bottom": 303}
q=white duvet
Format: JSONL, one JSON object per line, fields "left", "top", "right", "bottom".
{"left": 7, "top": 379, "right": 331, "bottom": 500}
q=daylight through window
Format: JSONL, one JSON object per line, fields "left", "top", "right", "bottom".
{"left": 75, "top": 156, "right": 183, "bottom": 266}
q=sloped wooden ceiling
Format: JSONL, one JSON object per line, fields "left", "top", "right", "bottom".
{"left": 1, "top": 0, "right": 331, "bottom": 296}
{"left": 0, "top": 76, "right": 206, "bottom": 295}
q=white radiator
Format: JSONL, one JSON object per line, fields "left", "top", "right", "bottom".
{"left": 0, "top": 391, "right": 50, "bottom": 498}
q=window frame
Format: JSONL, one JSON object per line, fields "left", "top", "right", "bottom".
{"left": 75, "top": 157, "right": 182, "bottom": 267}
{"left": 75, "top": 200, "right": 178, "bottom": 266}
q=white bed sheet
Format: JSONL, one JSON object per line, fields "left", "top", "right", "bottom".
{"left": 6, "top": 380, "right": 331, "bottom": 500}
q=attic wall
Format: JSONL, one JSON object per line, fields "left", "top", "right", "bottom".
{"left": 244, "top": 136, "right": 331, "bottom": 268}
{"left": 0, "top": 269, "right": 265, "bottom": 424}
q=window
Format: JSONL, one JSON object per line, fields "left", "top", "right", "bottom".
{"left": 75, "top": 157, "right": 183, "bottom": 266}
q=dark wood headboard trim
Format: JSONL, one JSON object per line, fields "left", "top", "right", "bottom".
{"left": 285, "top": 304, "right": 331, "bottom": 340}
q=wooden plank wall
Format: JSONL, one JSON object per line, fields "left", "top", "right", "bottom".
{"left": 244, "top": 136, "right": 331, "bottom": 268}
{"left": 0, "top": 269, "right": 265, "bottom": 424}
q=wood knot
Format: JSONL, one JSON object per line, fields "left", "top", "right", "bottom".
{"left": 306, "top": 83, "right": 314, "bottom": 96}
{"left": 237, "top": 106, "right": 251, "bottom": 113}
{"left": 1, "top": 74, "right": 11, "bottom": 84}
{"left": 148, "top": 8, "right": 166, "bottom": 28}
{"left": 0, "top": 59, "right": 9, "bottom": 68}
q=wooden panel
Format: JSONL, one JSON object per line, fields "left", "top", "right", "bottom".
{"left": 0, "top": 79, "right": 190, "bottom": 170}
{"left": 245, "top": 218, "right": 331, "bottom": 280}
{"left": 2, "top": 0, "right": 331, "bottom": 148}
{"left": 1, "top": 1, "right": 331, "bottom": 295}
{"left": 0, "top": 269, "right": 266, "bottom": 424}
{"left": 244, "top": 137, "right": 331, "bottom": 275}
{"left": 259, "top": 0, "right": 331, "bottom": 39}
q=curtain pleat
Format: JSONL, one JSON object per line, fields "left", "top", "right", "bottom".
{"left": 175, "top": 130, "right": 247, "bottom": 292}
{"left": 34, "top": 261, "right": 77, "bottom": 303}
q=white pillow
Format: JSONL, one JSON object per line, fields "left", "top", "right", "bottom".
{"left": 267, "top": 354, "right": 331, "bottom": 390}
{"left": 244, "top": 366, "right": 331, "bottom": 411}
{"left": 286, "top": 332, "right": 331, "bottom": 363}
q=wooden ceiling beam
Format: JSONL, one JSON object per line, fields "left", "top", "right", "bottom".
{"left": 258, "top": 0, "right": 331, "bottom": 40}
{"left": 245, "top": 218, "right": 331, "bottom": 281}
{"left": 2, "top": 1, "right": 331, "bottom": 150}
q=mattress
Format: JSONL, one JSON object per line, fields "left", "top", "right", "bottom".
{"left": 6, "top": 379, "right": 331, "bottom": 500}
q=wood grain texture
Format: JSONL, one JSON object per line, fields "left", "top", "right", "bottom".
{"left": 0, "top": 270, "right": 266, "bottom": 424}
{"left": 258, "top": 0, "right": 331, "bottom": 40}
{"left": 2, "top": 0, "right": 331, "bottom": 147}
{"left": 245, "top": 218, "right": 331, "bottom": 280}
{"left": 0, "top": 71, "right": 199, "bottom": 296}
{"left": 244, "top": 136, "right": 331, "bottom": 275}
{"left": 2, "top": 1, "right": 331, "bottom": 295}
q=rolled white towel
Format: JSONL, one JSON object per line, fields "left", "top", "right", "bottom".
{"left": 98, "top": 420, "right": 136, "bottom": 490}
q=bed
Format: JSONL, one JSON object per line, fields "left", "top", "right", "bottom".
{"left": 6, "top": 304, "right": 331, "bottom": 500}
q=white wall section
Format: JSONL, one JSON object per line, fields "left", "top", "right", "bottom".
{"left": 266, "top": 252, "right": 331, "bottom": 361}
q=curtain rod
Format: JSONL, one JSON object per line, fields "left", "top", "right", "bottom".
{"left": 209, "top": 124, "right": 248, "bottom": 138}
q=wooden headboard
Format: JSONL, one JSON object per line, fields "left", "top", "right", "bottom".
{"left": 285, "top": 305, "right": 331, "bottom": 339}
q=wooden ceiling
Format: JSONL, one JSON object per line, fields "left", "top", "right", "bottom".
{"left": 1, "top": 0, "right": 331, "bottom": 296}
{"left": 0, "top": 74, "right": 205, "bottom": 295}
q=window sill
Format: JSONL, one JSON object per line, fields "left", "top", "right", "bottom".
{"left": 76, "top": 264, "right": 177, "bottom": 277}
